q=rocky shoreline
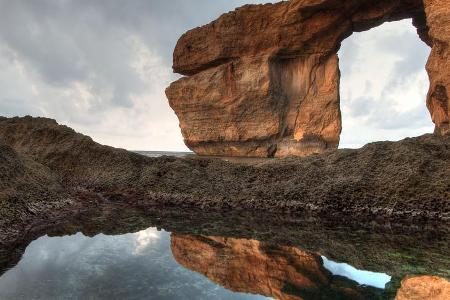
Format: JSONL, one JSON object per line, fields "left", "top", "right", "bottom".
{"left": 0, "top": 116, "right": 449, "bottom": 247}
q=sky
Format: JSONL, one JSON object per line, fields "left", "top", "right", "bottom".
{"left": 0, "top": 0, "right": 433, "bottom": 151}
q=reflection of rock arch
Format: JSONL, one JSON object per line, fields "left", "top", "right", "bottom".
{"left": 170, "top": 234, "right": 387, "bottom": 299}
{"left": 166, "top": 0, "right": 449, "bottom": 157}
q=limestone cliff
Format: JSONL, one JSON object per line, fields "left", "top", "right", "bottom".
{"left": 166, "top": 0, "right": 450, "bottom": 157}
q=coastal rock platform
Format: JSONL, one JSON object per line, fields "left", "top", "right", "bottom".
{"left": 0, "top": 116, "right": 449, "bottom": 244}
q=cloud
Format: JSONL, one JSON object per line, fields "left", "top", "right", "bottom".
{"left": 346, "top": 95, "right": 432, "bottom": 130}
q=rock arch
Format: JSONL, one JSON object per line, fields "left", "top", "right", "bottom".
{"left": 166, "top": 0, "right": 449, "bottom": 157}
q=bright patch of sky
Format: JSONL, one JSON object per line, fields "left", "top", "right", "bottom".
{"left": 339, "top": 19, "right": 433, "bottom": 148}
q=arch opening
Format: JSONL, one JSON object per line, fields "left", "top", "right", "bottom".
{"left": 338, "top": 19, "right": 433, "bottom": 149}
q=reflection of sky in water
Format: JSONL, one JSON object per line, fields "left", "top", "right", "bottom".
{"left": 0, "top": 228, "right": 268, "bottom": 300}
{"left": 0, "top": 227, "right": 394, "bottom": 299}
{"left": 322, "top": 256, "right": 392, "bottom": 289}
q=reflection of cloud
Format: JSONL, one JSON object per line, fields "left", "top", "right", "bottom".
{"left": 322, "top": 256, "right": 392, "bottom": 289}
{"left": 133, "top": 227, "right": 161, "bottom": 255}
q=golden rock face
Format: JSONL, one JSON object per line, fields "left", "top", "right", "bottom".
{"left": 166, "top": 0, "right": 450, "bottom": 157}
{"left": 395, "top": 275, "right": 450, "bottom": 300}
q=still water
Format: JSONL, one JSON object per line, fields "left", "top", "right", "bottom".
{"left": 0, "top": 207, "right": 448, "bottom": 299}
{"left": 0, "top": 230, "right": 270, "bottom": 299}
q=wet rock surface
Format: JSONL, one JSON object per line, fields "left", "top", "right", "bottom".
{"left": 166, "top": 0, "right": 450, "bottom": 157}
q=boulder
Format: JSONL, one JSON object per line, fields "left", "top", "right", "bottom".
{"left": 396, "top": 276, "right": 450, "bottom": 300}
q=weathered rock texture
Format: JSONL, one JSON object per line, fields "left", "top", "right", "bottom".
{"left": 396, "top": 276, "right": 450, "bottom": 300}
{"left": 424, "top": 0, "right": 450, "bottom": 136}
{"left": 0, "top": 116, "right": 449, "bottom": 227}
{"left": 166, "top": 0, "right": 450, "bottom": 157}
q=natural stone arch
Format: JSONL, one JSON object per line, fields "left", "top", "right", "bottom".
{"left": 166, "top": 0, "right": 449, "bottom": 157}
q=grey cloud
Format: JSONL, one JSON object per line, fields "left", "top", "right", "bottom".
{"left": 0, "top": 97, "right": 42, "bottom": 117}
{"left": 344, "top": 94, "right": 431, "bottom": 130}
{"left": 338, "top": 36, "right": 361, "bottom": 77}
{"left": 0, "top": 0, "right": 269, "bottom": 113}
{"left": 339, "top": 19, "right": 430, "bottom": 87}
{"left": 340, "top": 20, "right": 432, "bottom": 134}
{"left": 0, "top": 0, "right": 268, "bottom": 84}
{"left": 346, "top": 96, "right": 374, "bottom": 117}
{"left": 380, "top": 28, "right": 431, "bottom": 92}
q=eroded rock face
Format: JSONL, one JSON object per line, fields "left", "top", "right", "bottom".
{"left": 166, "top": 0, "right": 450, "bottom": 157}
{"left": 395, "top": 276, "right": 450, "bottom": 300}
{"left": 424, "top": 0, "right": 450, "bottom": 136}
{"left": 1, "top": 116, "right": 450, "bottom": 222}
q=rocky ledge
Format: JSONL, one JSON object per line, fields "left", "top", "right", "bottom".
{"left": 166, "top": 0, "right": 450, "bottom": 157}
{"left": 0, "top": 116, "right": 449, "bottom": 240}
